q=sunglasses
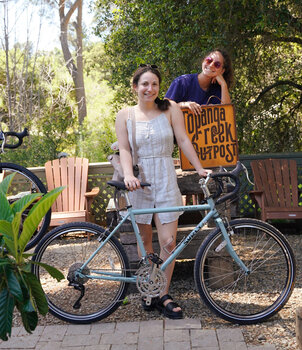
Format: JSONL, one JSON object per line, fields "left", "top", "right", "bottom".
{"left": 139, "top": 64, "right": 159, "bottom": 69}
{"left": 205, "top": 57, "right": 222, "bottom": 69}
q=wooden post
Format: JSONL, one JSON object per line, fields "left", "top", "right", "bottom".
{"left": 296, "top": 307, "right": 302, "bottom": 349}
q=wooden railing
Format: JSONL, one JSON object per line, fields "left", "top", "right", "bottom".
{"left": 28, "top": 152, "right": 302, "bottom": 226}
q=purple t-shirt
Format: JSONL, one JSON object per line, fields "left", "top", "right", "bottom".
{"left": 165, "top": 73, "right": 222, "bottom": 105}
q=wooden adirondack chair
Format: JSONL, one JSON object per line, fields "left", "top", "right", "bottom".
{"left": 250, "top": 158, "right": 302, "bottom": 221}
{"left": 45, "top": 157, "right": 100, "bottom": 227}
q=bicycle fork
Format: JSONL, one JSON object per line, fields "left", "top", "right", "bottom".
{"left": 215, "top": 217, "right": 250, "bottom": 274}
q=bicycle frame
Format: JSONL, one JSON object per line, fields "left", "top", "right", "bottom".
{"left": 78, "top": 192, "right": 249, "bottom": 284}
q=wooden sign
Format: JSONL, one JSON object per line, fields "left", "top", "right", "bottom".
{"left": 180, "top": 105, "right": 238, "bottom": 169}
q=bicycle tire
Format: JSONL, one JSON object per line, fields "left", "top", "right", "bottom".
{"left": 1, "top": 162, "right": 51, "bottom": 250}
{"left": 194, "top": 218, "right": 296, "bottom": 325}
{"left": 32, "top": 222, "right": 130, "bottom": 324}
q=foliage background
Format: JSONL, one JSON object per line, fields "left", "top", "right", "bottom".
{"left": 93, "top": 0, "right": 302, "bottom": 155}
{"left": 0, "top": 0, "right": 301, "bottom": 167}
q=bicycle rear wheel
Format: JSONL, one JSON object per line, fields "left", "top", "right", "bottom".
{"left": 194, "top": 218, "right": 296, "bottom": 324}
{"left": 1, "top": 162, "right": 50, "bottom": 250}
{"left": 32, "top": 222, "right": 130, "bottom": 324}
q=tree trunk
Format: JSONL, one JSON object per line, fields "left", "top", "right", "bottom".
{"left": 3, "top": 0, "right": 13, "bottom": 129}
{"left": 59, "top": 0, "right": 87, "bottom": 125}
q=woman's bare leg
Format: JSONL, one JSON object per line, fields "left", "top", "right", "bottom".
{"left": 153, "top": 215, "right": 181, "bottom": 312}
{"left": 137, "top": 223, "right": 153, "bottom": 257}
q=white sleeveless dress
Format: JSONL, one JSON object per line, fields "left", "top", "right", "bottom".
{"left": 127, "top": 109, "right": 183, "bottom": 224}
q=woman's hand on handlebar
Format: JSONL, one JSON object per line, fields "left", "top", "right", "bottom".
{"left": 197, "top": 168, "right": 212, "bottom": 177}
{"left": 124, "top": 175, "right": 141, "bottom": 191}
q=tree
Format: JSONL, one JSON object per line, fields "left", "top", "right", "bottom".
{"left": 0, "top": 47, "right": 78, "bottom": 167}
{"left": 59, "top": 0, "right": 87, "bottom": 125}
{"left": 93, "top": 0, "right": 302, "bottom": 153}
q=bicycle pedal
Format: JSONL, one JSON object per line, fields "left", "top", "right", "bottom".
{"left": 147, "top": 253, "right": 163, "bottom": 265}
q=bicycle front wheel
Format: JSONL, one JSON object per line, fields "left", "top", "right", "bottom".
{"left": 1, "top": 162, "right": 50, "bottom": 250}
{"left": 32, "top": 222, "right": 130, "bottom": 324}
{"left": 194, "top": 218, "right": 296, "bottom": 324}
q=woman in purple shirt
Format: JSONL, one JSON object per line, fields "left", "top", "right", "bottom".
{"left": 165, "top": 49, "right": 234, "bottom": 115}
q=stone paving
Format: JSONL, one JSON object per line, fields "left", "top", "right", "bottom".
{"left": 0, "top": 319, "right": 277, "bottom": 350}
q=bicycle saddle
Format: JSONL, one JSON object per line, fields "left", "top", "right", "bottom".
{"left": 107, "top": 180, "right": 151, "bottom": 190}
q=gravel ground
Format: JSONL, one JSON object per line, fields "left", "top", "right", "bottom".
{"left": 13, "top": 228, "right": 302, "bottom": 350}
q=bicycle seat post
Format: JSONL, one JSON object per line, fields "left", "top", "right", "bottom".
{"left": 123, "top": 191, "right": 132, "bottom": 208}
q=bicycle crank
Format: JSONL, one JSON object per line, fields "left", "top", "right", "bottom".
{"left": 136, "top": 265, "right": 167, "bottom": 300}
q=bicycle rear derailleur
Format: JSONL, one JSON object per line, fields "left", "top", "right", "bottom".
{"left": 67, "top": 263, "right": 90, "bottom": 309}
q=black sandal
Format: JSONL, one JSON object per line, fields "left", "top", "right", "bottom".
{"left": 156, "top": 294, "right": 183, "bottom": 319}
{"left": 141, "top": 296, "right": 159, "bottom": 312}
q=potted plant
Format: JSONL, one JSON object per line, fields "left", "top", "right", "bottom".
{"left": 0, "top": 173, "right": 64, "bottom": 341}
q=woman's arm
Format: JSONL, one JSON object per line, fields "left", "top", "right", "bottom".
{"left": 213, "top": 74, "right": 231, "bottom": 104}
{"left": 169, "top": 101, "right": 212, "bottom": 177}
{"left": 115, "top": 108, "right": 141, "bottom": 190}
{"left": 177, "top": 101, "right": 202, "bottom": 116}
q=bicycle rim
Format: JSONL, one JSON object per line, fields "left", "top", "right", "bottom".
{"left": 1, "top": 163, "right": 50, "bottom": 250}
{"left": 194, "top": 218, "right": 296, "bottom": 324}
{"left": 32, "top": 222, "right": 130, "bottom": 324}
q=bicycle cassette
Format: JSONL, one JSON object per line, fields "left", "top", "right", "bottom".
{"left": 136, "top": 266, "right": 167, "bottom": 298}
{"left": 67, "top": 263, "right": 90, "bottom": 284}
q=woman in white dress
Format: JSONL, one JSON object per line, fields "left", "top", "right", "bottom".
{"left": 115, "top": 64, "right": 212, "bottom": 319}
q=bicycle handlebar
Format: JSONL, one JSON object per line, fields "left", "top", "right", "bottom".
{"left": 1, "top": 128, "right": 29, "bottom": 149}
{"left": 210, "top": 161, "right": 244, "bottom": 205}
{"left": 107, "top": 161, "right": 244, "bottom": 206}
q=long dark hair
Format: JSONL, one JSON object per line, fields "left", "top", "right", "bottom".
{"left": 202, "top": 48, "right": 234, "bottom": 89}
{"left": 132, "top": 65, "right": 170, "bottom": 111}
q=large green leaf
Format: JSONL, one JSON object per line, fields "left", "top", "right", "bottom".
{"left": 0, "top": 289, "right": 14, "bottom": 341}
{"left": 3, "top": 237, "right": 16, "bottom": 259}
{"left": 0, "top": 220, "right": 13, "bottom": 239}
{"left": 6, "top": 266, "right": 23, "bottom": 302}
{"left": 27, "top": 187, "right": 65, "bottom": 217}
{"left": 23, "top": 298, "right": 35, "bottom": 313}
{"left": 17, "top": 300, "right": 38, "bottom": 333}
{"left": 11, "top": 193, "right": 42, "bottom": 216}
{"left": 18, "top": 187, "right": 64, "bottom": 253}
{"left": 32, "top": 261, "right": 65, "bottom": 282}
{"left": 24, "top": 272, "right": 48, "bottom": 316}
{"left": 0, "top": 191, "right": 13, "bottom": 222}
{"left": 22, "top": 253, "right": 35, "bottom": 259}
{"left": 0, "top": 173, "right": 15, "bottom": 196}
{"left": 12, "top": 212, "right": 22, "bottom": 257}
{"left": 0, "top": 259, "right": 10, "bottom": 267}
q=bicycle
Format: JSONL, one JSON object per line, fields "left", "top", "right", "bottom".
{"left": 0, "top": 128, "right": 51, "bottom": 250}
{"left": 32, "top": 161, "right": 296, "bottom": 325}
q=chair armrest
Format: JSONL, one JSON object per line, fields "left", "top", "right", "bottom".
{"left": 85, "top": 187, "right": 100, "bottom": 219}
{"left": 249, "top": 190, "right": 264, "bottom": 197}
{"left": 85, "top": 187, "right": 100, "bottom": 198}
{"left": 249, "top": 190, "right": 264, "bottom": 201}
{"left": 249, "top": 190, "right": 265, "bottom": 210}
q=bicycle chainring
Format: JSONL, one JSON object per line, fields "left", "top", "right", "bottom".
{"left": 136, "top": 266, "right": 167, "bottom": 298}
